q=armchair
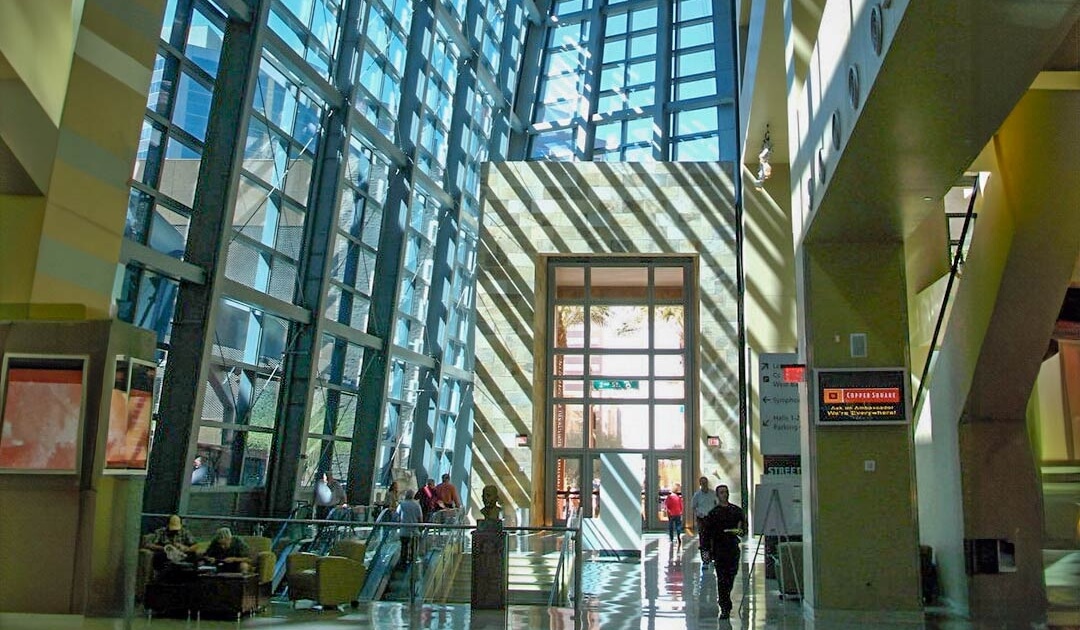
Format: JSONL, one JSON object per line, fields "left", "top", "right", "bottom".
{"left": 286, "top": 539, "right": 367, "bottom": 608}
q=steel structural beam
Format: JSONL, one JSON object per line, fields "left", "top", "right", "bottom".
{"left": 654, "top": 0, "right": 674, "bottom": 159}
{"left": 349, "top": 2, "right": 436, "bottom": 506}
{"left": 144, "top": 0, "right": 271, "bottom": 515}
{"left": 406, "top": 0, "right": 483, "bottom": 486}
{"left": 506, "top": 7, "right": 547, "bottom": 158}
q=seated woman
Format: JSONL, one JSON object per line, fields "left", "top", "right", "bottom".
{"left": 203, "top": 527, "right": 251, "bottom": 574}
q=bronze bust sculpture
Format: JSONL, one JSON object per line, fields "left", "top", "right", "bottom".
{"left": 479, "top": 484, "right": 502, "bottom": 527}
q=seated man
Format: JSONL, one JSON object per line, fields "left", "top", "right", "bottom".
{"left": 203, "top": 527, "right": 251, "bottom": 574}
{"left": 143, "top": 514, "right": 197, "bottom": 579}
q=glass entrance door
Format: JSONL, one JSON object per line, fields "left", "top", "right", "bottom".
{"left": 650, "top": 456, "right": 685, "bottom": 531}
{"left": 553, "top": 456, "right": 582, "bottom": 525}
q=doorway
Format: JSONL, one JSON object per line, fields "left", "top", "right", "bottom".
{"left": 546, "top": 258, "right": 695, "bottom": 530}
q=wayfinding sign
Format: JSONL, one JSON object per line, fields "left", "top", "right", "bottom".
{"left": 815, "top": 368, "right": 908, "bottom": 425}
{"left": 758, "top": 353, "right": 800, "bottom": 469}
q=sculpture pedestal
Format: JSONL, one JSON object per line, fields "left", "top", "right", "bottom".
{"left": 470, "top": 527, "right": 507, "bottom": 609}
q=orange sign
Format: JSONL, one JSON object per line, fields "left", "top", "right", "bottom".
{"left": 822, "top": 387, "right": 900, "bottom": 403}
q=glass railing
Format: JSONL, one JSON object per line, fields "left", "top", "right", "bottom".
{"left": 140, "top": 507, "right": 582, "bottom": 609}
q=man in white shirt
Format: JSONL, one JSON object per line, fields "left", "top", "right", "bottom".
{"left": 690, "top": 476, "right": 720, "bottom": 563}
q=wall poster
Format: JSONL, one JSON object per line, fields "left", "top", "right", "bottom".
{"left": 0, "top": 354, "right": 88, "bottom": 473}
{"left": 106, "top": 357, "right": 156, "bottom": 472}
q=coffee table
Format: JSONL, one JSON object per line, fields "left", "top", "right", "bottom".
{"left": 198, "top": 572, "right": 260, "bottom": 619}
{"left": 144, "top": 572, "right": 260, "bottom": 620}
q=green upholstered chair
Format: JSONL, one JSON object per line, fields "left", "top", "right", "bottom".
{"left": 286, "top": 539, "right": 367, "bottom": 608}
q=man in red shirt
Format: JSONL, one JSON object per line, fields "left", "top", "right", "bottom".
{"left": 434, "top": 473, "right": 461, "bottom": 512}
{"left": 664, "top": 483, "right": 684, "bottom": 548}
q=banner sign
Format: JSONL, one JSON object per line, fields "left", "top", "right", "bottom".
{"left": 815, "top": 368, "right": 908, "bottom": 425}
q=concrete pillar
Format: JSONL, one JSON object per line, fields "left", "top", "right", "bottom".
{"left": 798, "top": 241, "right": 922, "bottom": 623}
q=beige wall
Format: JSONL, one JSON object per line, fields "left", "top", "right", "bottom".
{"left": 741, "top": 164, "right": 799, "bottom": 490}
{"left": 476, "top": 161, "right": 742, "bottom": 524}
{"left": 0, "top": 0, "right": 163, "bottom": 319}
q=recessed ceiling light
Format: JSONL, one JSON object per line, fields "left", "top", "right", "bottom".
{"left": 922, "top": 196, "right": 933, "bottom": 202}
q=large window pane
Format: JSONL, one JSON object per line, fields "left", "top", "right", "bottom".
{"left": 591, "top": 403, "right": 649, "bottom": 449}
{"left": 553, "top": 404, "right": 584, "bottom": 448}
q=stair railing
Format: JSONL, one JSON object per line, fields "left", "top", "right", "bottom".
{"left": 548, "top": 506, "right": 579, "bottom": 606}
{"left": 914, "top": 175, "right": 981, "bottom": 414}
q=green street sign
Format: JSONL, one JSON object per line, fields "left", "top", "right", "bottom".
{"left": 591, "top": 379, "right": 639, "bottom": 390}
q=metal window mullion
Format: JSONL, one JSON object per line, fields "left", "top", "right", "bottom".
{"left": 220, "top": 278, "right": 312, "bottom": 324}
{"left": 175, "top": 52, "right": 219, "bottom": 91}
{"left": 263, "top": 0, "right": 363, "bottom": 517}
{"left": 408, "top": 29, "right": 476, "bottom": 479}
{"left": 653, "top": 0, "right": 673, "bottom": 159}
{"left": 247, "top": 110, "right": 318, "bottom": 160}
{"left": 351, "top": 2, "right": 434, "bottom": 505}
{"left": 146, "top": 0, "right": 273, "bottom": 516}
{"left": 580, "top": 7, "right": 604, "bottom": 159}
{"left": 120, "top": 240, "right": 208, "bottom": 285}
{"left": 161, "top": 125, "right": 208, "bottom": 159}
{"left": 262, "top": 30, "right": 345, "bottom": 109}
{"left": 507, "top": 4, "right": 549, "bottom": 157}
{"left": 237, "top": 187, "right": 310, "bottom": 238}
{"left": 129, "top": 180, "right": 194, "bottom": 219}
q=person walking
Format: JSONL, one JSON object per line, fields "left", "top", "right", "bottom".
{"left": 434, "top": 473, "right": 461, "bottom": 513}
{"left": 702, "top": 484, "right": 747, "bottom": 619}
{"left": 396, "top": 489, "right": 423, "bottom": 565}
{"left": 664, "top": 483, "right": 684, "bottom": 548}
{"left": 419, "top": 478, "right": 438, "bottom": 521}
{"left": 690, "top": 476, "right": 720, "bottom": 563}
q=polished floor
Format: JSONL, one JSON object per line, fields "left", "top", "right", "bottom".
{"left": 3, "top": 535, "right": 1078, "bottom": 629}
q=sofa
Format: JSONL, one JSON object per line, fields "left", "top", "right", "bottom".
{"left": 137, "top": 534, "right": 276, "bottom": 604}
{"left": 286, "top": 539, "right": 367, "bottom": 608}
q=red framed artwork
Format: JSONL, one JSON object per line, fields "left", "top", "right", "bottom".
{"left": 0, "top": 355, "right": 88, "bottom": 473}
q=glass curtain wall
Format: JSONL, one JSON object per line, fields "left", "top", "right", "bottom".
{"left": 526, "top": 0, "right": 738, "bottom": 162}
{"left": 122, "top": 0, "right": 528, "bottom": 513}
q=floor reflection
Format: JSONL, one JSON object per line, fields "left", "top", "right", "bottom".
{"left": 4, "top": 535, "right": 1079, "bottom": 629}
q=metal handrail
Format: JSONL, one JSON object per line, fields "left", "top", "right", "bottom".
{"left": 144, "top": 510, "right": 584, "bottom": 605}
{"left": 914, "top": 175, "right": 980, "bottom": 413}
{"left": 548, "top": 506, "right": 578, "bottom": 606}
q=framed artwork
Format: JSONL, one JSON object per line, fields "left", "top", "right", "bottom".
{"left": 0, "top": 354, "right": 88, "bottom": 473}
{"left": 105, "top": 357, "right": 156, "bottom": 473}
